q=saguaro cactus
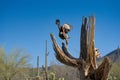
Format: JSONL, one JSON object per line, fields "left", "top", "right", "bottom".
{"left": 50, "top": 16, "right": 111, "bottom": 80}
{"left": 45, "top": 40, "right": 49, "bottom": 80}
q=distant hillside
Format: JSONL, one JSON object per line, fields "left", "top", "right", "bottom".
{"left": 98, "top": 47, "right": 120, "bottom": 63}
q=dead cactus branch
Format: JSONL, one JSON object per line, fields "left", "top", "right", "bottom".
{"left": 50, "top": 16, "right": 111, "bottom": 80}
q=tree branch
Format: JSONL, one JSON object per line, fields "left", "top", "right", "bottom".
{"left": 94, "top": 57, "right": 112, "bottom": 80}
{"left": 50, "top": 33, "right": 81, "bottom": 67}
{"left": 87, "top": 16, "right": 96, "bottom": 69}
{"left": 80, "top": 16, "right": 88, "bottom": 61}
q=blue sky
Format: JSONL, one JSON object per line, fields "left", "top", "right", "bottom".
{"left": 0, "top": 0, "right": 120, "bottom": 67}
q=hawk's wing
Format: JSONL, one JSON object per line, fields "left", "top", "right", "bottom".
{"left": 63, "top": 24, "right": 73, "bottom": 31}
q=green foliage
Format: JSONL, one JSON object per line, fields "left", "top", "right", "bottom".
{"left": 109, "top": 63, "right": 120, "bottom": 80}
{"left": 0, "top": 47, "right": 31, "bottom": 80}
{"left": 49, "top": 63, "right": 79, "bottom": 80}
{"left": 49, "top": 72, "right": 56, "bottom": 80}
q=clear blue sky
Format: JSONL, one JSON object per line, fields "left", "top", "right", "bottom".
{"left": 0, "top": 0, "right": 120, "bottom": 67}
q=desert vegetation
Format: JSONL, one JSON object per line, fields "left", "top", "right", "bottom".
{"left": 0, "top": 47, "right": 31, "bottom": 80}
{"left": 0, "top": 46, "right": 120, "bottom": 80}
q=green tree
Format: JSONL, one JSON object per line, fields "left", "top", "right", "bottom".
{"left": 0, "top": 47, "right": 31, "bottom": 80}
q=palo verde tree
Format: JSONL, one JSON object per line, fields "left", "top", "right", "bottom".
{"left": 0, "top": 47, "right": 31, "bottom": 80}
{"left": 50, "top": 16, "right": 112, "bottom": 80}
